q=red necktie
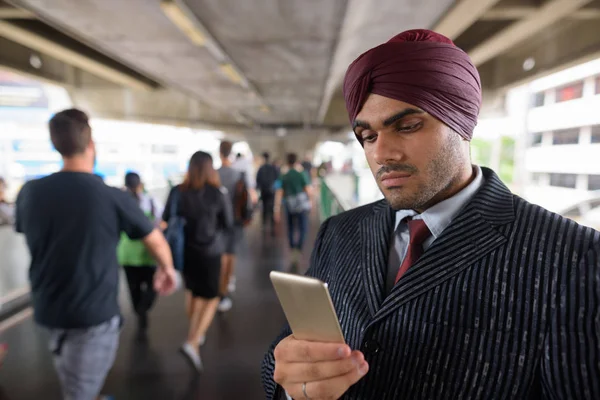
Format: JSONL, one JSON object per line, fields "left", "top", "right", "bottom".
{"left": 395, "top": 219, "right": 431, "bottom": 283}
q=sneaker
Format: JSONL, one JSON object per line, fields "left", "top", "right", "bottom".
{"left": 199, "top": 335, "right": 206, "bottom": 346}
{"left": 228, "top": 276, "right": 236, "bottom": 293}
{"left": 181, "top": 342, "right": 203, "bottom": 372}
{"left": 218, "top": 297, "right": 233, "bottom": 313}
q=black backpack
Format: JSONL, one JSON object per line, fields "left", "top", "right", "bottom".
{"left": 233, "top": 172, "right": 253, "bottom": 226}
{"left": 257, "top": 164, "right": 279, "bottom": 195}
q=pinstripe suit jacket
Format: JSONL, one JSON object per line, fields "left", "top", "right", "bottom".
{"left": 262, "top": 167, "right": 600, "bottom": 399}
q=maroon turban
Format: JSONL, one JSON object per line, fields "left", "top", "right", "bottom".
{"left": 343, "top": 29, "right": 481, "bottom": 141}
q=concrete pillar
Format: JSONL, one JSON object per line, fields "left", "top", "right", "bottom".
{"left": 545, "top": 88, "right": 556, "bottom": 106}
{"left": 580, "top": 126, "right": 592, "bottom": 145}
{"left": 542, "top": 131, "right": 553, "bottom": 146}
{"left": 540, "top": 173, "right": 550, "bottom": 187}
{"left": 577, "top": 174, "right": 589, "bottom": 191}
{"left": 583, "top": 76, "right": 596, "bottom": 98}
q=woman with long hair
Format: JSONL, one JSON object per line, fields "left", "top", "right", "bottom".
{"left": 117, "top": 172, "right": 163, "bottom": 340}
{"left": 162, "top": 151, "right": 233, "bottom": 371}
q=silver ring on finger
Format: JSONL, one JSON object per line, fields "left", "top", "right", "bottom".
{"left": 302, "top": 382, "right": 312, "bottom": 399}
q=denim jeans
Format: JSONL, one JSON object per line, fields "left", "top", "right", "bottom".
{"left": 286, "top": 211, "right": 308, "bottom": 250}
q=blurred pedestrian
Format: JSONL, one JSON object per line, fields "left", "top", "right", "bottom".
{"left": 163, "top": 151, "right": 234, "bottom": 372}
{"left": 117, "top": 172, "right": 164, "bottom": 340}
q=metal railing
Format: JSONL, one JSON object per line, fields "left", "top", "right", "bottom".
{"left": 319, "top": 177, "right": 352, "bottom": 221}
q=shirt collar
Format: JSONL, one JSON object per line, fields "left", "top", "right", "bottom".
{"left": 394, "top": 165, "right": 484, "bottom": 238}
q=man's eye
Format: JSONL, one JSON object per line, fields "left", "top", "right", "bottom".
{"left": 396, "top": 122, "right": 422, "bottom": 132}
{"left": 362, "top": 133, "right": 377, "bottom": 143}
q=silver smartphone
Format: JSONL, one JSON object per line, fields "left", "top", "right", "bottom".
{"left": 269, "top": 271, "right": 345, "bottom": 343}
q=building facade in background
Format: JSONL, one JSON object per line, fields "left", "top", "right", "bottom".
{"left": 0, "top": 69, "right": 226, "bottom": 201}
{"left": 523, "top": 59, "right": 600, "bottom": 224}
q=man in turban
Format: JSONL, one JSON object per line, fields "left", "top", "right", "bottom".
{"left": 263, "top": 30, "right": 600, "bottom": 399}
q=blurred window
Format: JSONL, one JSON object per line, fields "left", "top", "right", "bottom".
{"left": 531, "top": 92, "right": 545, "bottom": 107}
{"left": 592, "top": 125, "right": 600, "bottom": 144}
{"left": 555, "top": 81, "right": 584, "bottom": 102}
{"left": 531, "top": 132, "right": 543, "bottom": 146}
{"left": 552, "top": 128, "right": 580, "bottom": 145}
{"left": 589, "top": 175, "right": 600, "bottom": 191}
{"left": 550, "top": 173, "right": 577, "bottom": 189}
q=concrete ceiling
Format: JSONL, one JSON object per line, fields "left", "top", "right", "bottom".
{"left": 1, "top": 0, "right": 600, "bottom": 136}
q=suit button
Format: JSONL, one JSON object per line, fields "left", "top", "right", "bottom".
{"left": 363, "top": 339, "right": 380, "bottom": 354}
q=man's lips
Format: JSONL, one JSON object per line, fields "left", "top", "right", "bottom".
{"left": 380, "top": 172, "right": 412, "bottom": 187}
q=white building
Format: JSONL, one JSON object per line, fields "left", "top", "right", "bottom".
{"left": 521, "top": 60, "right": 600, "bottom": 225}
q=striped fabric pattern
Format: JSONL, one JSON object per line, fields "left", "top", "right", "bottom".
{"left": 262, "top": 167, "right": 600, "bottom": 399}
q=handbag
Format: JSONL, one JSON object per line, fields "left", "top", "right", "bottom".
{"left": 164, "top": 188, "right": 186, "bottom": 272}
{"left": 285, "top": 191, "right": 311, "bottom": 214}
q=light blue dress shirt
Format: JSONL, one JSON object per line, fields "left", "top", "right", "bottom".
{"left": 385, "top": 165, "right": 485, "bottom": 293}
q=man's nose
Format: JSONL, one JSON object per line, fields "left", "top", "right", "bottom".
{"left": 372, "top": 132, "right": 405, "bottom": 166}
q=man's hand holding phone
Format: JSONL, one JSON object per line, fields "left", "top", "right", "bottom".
{"left": 273, "top": 335, "right": 369, "bottom": 400}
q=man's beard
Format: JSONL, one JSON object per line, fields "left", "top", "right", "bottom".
{"left": 377, "top": 136, "right": 464, "bottom": 211}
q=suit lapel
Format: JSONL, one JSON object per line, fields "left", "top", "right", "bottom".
{"left": 359, "top": 200, "right": 394, "bottom": 316}
{"left": 368, "top": 168, "right": 514, "bottom": 326}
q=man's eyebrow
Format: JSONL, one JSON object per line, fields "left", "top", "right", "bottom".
{"left": 382, "top": 108, "right": 424, "bottom": 127}
{"left": 352, "top": 120, "right": 370, "bottom": 132}
{"left": 352, "top": 108, "right": 425, "bottom": 134}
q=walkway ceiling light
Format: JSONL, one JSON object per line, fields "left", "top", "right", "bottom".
{"left": 523, "top": 57, "right": 536, "bottom": 71}
{"left": 160, "top": 0, "right": 206, "bottom": 46}
{"left": 219, "top": 63, "right": 244, "bottom": 86}
{"left": 161, "top": 0, "right": 268, "bottom": 124}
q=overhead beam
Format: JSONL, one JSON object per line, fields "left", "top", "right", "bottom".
{"left": 469, "top": 0, "right": 593, "bottom": 66}
{"left": 480, "top": 19, "right": 600, "bottom": 91}
{"left": 0, "top": 61, "right": 66, "bottom": 86}
{"left": 316, "top": 0, "right": 349, "bottom": 124}
{"left": 482, "top": 6, "right": 600, "bottom": 20}
{"left": 433, "top": 0, "right": 503, "bottom": 40}
{"left": 573, "top": 9, "right": 600, "bottom": 19}
{"left": 0, "top": 6, "right": 34, "bottom": 19}
{"left": 570, "top": 8, "right": 600, "bottom": 19}
{"left": 0, "top": 20, "right": 156, "bottom": 90}
{"left": 160, "top": 0, "right": 266, "bottom": 118}
{"left": 0, "top": 36, "right": 72, "bottom": 86}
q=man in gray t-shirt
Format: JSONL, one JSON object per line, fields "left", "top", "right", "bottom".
{"left": 216, "top": 141, "right": 243, "bottom": 313}
{"left": 218, "top": 165, "right": 241, "bottom": 206}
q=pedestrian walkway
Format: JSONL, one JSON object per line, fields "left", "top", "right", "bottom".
{"left": 0, "top": 213, "right": 320, "bottom": 400}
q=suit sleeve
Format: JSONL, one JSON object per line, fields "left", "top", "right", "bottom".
{"left": 541, "top": 244, "right": 600, "bottom": 399}
{"left": 261, "top": 217, "right": 332, "bottom": 399}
